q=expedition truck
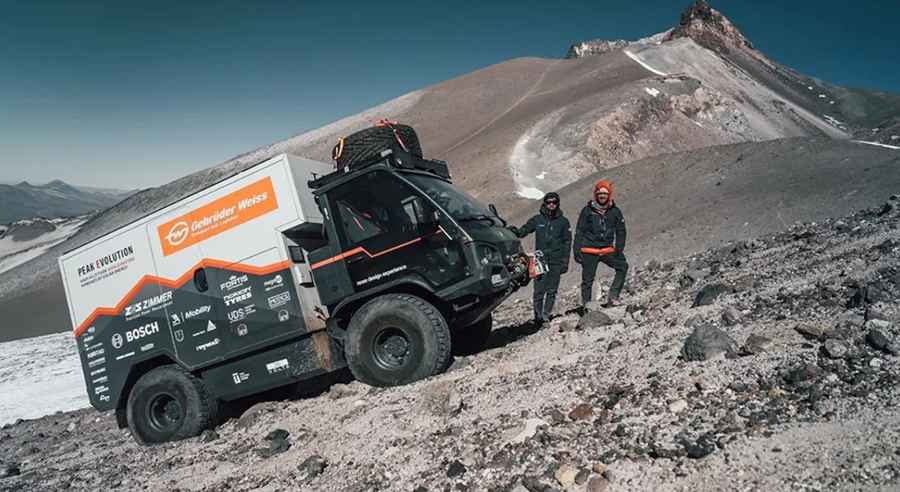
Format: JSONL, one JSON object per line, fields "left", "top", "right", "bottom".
{"left": 59, "top": 124, "right": 532, "bottom": 444}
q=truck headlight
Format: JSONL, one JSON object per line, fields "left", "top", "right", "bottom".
{"left": 477, "top": 244, "right": 501, "bottom": 266}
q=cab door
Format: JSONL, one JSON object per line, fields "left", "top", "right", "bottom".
{"left": 313, "top": 169, "right": 466, "bottom": 296}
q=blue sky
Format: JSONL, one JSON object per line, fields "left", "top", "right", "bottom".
{"left": 1, "top": 0, "right": 897, "bottom": 189}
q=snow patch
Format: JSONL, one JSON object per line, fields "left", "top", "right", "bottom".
{"left": 623, "top": 49, "right": 668, "bottom": 76}
{"left": 0, "top": 217, "right": 88, "bottom": 274}
{"left": 818, "top": 94, "right": 827, "bottom": 99}
{"left": 0, "top": 331, "right": 88, "bottom": 425}
{"left": 536, "top": 172, "right": 546, "bottom": 180}
{"left": 823, "top": 114, "right": 846, "bottom": 128}
{"left": 852, "top": 140, "right": 900, "bottom": 150}
{"left": 516, "top": 186, "right": 546, "bottom": 200}
{"left": 644, "top": 87, "right": 661, "bottom": 97}
{"left": 807, "top": 86, "right": 814, "bottom": 90}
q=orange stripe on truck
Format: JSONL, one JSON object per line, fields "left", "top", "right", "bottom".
{"left": 310, "top": 237, "right": 424, "bottom": 270}
{"left": 157, "top": 177, "right": 278, "bottom": 257}
{"left": 580, "top": 246, "right": 616, "bottom": 256}
{"left": 73, "top": 259, "right": 290, "bottom": 337}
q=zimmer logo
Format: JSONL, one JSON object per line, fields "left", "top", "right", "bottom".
{"left": 164, "top": 221, "right": 190, "bottom": 247}
{"left": 157, "top": 177, "right": 279, "bottom": 256}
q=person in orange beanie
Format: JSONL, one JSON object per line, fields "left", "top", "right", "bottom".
{"left": 573, "top": 179, "right": 628, "bottom": 312}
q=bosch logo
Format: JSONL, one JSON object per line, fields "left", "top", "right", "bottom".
{"left": 111, "top": 333, "right": 123, "bottom": 349}
{"left": 165, "top": 221, "right": 189, "bottom": 246}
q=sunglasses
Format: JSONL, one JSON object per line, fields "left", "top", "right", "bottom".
{"left": 544, "top": 200, "right": 559, "bottom": 205}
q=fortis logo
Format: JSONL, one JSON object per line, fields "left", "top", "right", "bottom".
{"left": 165, "top": 221, "right": 190, "bottom": 246}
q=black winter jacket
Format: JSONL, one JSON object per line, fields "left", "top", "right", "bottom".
{"left": 513, "top": 204, "right": 572, "bottom": 268}
{"left": 573, "top": 201, "right": 626, "bottom": 259}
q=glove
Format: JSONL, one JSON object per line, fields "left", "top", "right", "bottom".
{"left": 573, "top": 253, "right": 582, "bottom": 265}
{"left": 507, "top": 226, "right": 519, "bottom": 236}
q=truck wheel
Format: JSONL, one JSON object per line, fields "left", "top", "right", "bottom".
{"left": 451, "top": 314, "right": 493, "bottom": 356}
{"left": 345, "top": 294, "right": 451, "bottom": 387}
{"left": 334, "top": 124, "right": 423, "bottom": 169}
{"left": 126, "top": 365, "right": 216, "bottom": 445}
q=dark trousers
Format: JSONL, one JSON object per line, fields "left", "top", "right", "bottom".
{"left": 534, "top": 263, "right": 563, "bottom": 321}
{"left": 581, "top": 252, "right": 629, "bottom": 305}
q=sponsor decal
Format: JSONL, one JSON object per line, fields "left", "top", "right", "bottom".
{"left": 356, "top": 264, "right": 408, "bottom": 287}
{"left": 125, "top": 321, "right": 161, "bottom": 344}
{"left": 263, "top": 274, "right": 284, "bottom": 292}
{"left": 124, "top": 291, "right": 173, "bottom": 319}
{"left": 220, "top": 274, "right": 249, "bottom": 292}
{"left": 278, "top": 309, "right": 290, "bottom": 322}
{"left": 94, "top": 385, "right": 109, "bottom": 395}
{"left": 157, "top": 177, "right": 279, "bottom": 256}
{"left": 236, "top": 324, "right": 249, "bottom": 337}
{"left": 224, "top": 287, "right": 253, "bottom": 306}
{"left": 90, "top": 367, "right": 106, "bottom": 377}
{"left": 171, "top": 313, "right": 182, "bottom": 326}
{"left": 196, "top": 338, "right": 221, "bottom": 352}
{"left": 99, "top": 394, "right": 110, "bottom": 402}
{"left": 174, "top": 329, "right": 184, "bottom": 342}
{"left": 87, "top": 326, "right": 95, "bottom": 334}
{"left": 207, "top": 320, "right": 217, "bottom": 332}
{"left": 266, "top": 359, "right": 289, "bottom": 375}
{"left": 227, "top": 304, "right": 256, "bottom": 324}
{"left": 267, "top": 291, "right": 291, "bottom": 309}
{"left": 111, "top": 334, "right": 123, "bottom": 349}
{"left": 88, "top": 357, "right": 106, "bottom": 368}
{"left": 86, "top": 348, "right": 105, "bottom": 359}
{"left": 140, "top": 343, "right": 155, "bottom": 352}
{"left": 92, "top": 376, "right": 108, "bottom": 384}
{"left": 183, "top": 305, "right": 212, "bottom": 320}
{"left": 82, "top": 335, "right": 94, "bottom": 344}
{"left": 115, "top": 351, "right": 135, "bottom": 361}
{"left": 77, "top": 245, "right": 136, "bottom": 287}
{"left": 192, "top": 329, "right": 205, "bottom": 338}
{"left": 232, "top": 372, "right": 250, "bottom": 384}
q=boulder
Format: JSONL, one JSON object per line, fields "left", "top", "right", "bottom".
{"left": 692, "top": 283, "right": 734, "bottom": 307}
{"left": 682, "top": 325, "right": 738, "bottom": 361}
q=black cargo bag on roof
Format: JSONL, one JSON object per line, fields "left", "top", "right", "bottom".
{"left": 332, "top": 120, "right": 423, "bottom": 170}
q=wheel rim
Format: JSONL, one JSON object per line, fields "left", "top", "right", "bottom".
{"left": 372, "top": 327, "right": 411, "bottom": 370}
{"left": 147, "top": 392, "right": 183, "bottom": 433}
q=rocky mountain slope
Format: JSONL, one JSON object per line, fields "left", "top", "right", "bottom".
{"left": 1, "top": 194, "right": 898, "bottom": 491}
{"left": 0, "top": 180, "right": 131, "bottom": 224}
{"left": 0, "top": 215, "right": 92, "bottom": 275}
{"left": 1, "top": 0, "right": 898, "bottom": 342}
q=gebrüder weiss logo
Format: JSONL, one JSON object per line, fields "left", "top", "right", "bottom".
{"left": 156, "top": 177, "right": 278, "bottom": 256}
{"left": 165, "top": 221, "right": 190, "bottom": 246}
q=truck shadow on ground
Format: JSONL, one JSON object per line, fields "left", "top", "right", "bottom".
{"left": 216, "top": 320, "right": 545, "bottom": 423}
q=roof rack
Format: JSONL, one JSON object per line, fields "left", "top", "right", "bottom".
{"left": 308, "top": 147, "right": 451, "bottom": 190}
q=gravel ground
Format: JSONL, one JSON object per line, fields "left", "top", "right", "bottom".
{"left": 1, "top": 195, "right": 898, "bottom": 492}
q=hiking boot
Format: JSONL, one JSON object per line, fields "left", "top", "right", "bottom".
{"left": 602, "top": 298, "right": 621, "bottom": 308}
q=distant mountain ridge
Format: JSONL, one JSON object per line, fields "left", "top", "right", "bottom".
{"left": 0, "top": 180, "right": 133, "bottom": 224}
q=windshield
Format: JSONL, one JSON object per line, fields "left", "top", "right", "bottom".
{"left": 403, "top": 173, "right": 497, "bottom": 225}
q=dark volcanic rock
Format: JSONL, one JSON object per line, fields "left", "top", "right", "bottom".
{"left": 255, "top": 438, "right": 291, "bottom": 458}
{"left": 741, "top": 333, "right": 772, "bottom": 355}
{"left": 784, "top": 363, "right": 824, "bottom": 385}
{"left": 298, "top": 455, "right": 328, "bottom": 480}
{"left": 199, "top": 430, "right": 219, "bottom": 443}
{"left": 866, "top": 328, "right": 898, "bottom": 355}
{"left": 682, "top": 433, "right": 718, "bottom": 459}
{"left": 682, "top": 324, "right": 739, "bottom": 360}
{"left": 265, "top": 429, "right": 290, "bottom": 441}
{"left": 578, "top": 310, "right": 613, "bottom": 329}
{"left": 692, "top": 283, "right": 734, "bottom": 307}
{"left": 0, "top": 462, "right": 20, "bottom": 478}
{"left": 822, "top": 339, "right": 849, "bottom": 359}
{"left": 447, "top": 460, "right": 467, "bottom": 478}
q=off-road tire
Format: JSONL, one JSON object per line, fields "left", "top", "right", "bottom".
{"left": 126, "top": 365, "right": 216, "bottom": 445}
{"left": 451, "top": 314, "right": 493, "bottom": 356}
{"left": 345, "top": 294, "right": 451, "bottom": 387}
{"left": 334, "top": 124, "right": 423, "bottom": 169}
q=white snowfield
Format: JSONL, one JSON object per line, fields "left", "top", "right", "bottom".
{"left": 852, "top": 140, "right": 900, "bottom": 150}
{"left": 0, "top": 217, "right": 89, "bottom": 274}
{"left": 0, "top": 331, "right": 88, "bottom": 426}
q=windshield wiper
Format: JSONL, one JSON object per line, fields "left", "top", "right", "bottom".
{"left": 456, "top": 214, "right": 497, "bottom": 226}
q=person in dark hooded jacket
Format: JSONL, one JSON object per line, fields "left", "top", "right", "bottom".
{"left": 509, "top": 192, "right": 572, "bottom": 324}
{"left": 573, "top": 179, "right": 628, "bottom": 311}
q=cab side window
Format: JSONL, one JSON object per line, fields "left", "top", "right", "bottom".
{"left": 330, "top": 171, "right": 436, "bottom": 248}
